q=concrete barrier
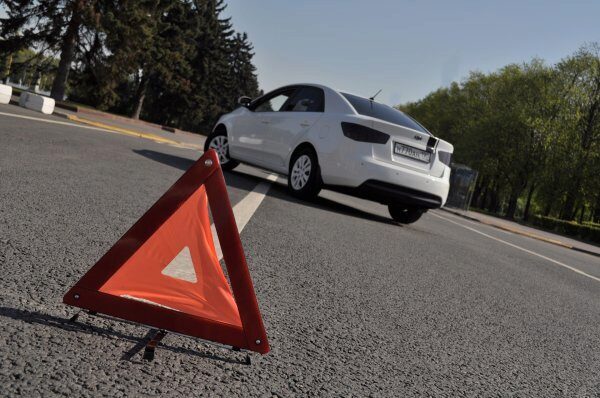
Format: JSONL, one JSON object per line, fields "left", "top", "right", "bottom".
{"left": 0, "top": 84, "right": 12, "bottom": 104}
{"left": 19, "top": 91, "right": 55, "bottom": 114}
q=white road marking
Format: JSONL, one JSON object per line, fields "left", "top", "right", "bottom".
{"left": 211, "top": 173, "right": 278, "bottom": 261}
{"left": 0, "top": 111, "right": 117, "bottom": 134}
{"left": 438, "top": 210, "right": 513, "bottom": 235}
{"left": 161, "top": 246, "right": 197, "bottom": 282}
{"left": 430, "top": 212, "right": 600, "bottom": 283}
{"left": 165, "top": 173, "right": 277, "bottom": 279}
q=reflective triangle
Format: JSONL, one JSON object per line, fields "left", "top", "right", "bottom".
{"left": 97, "top": 185, "right": 241, "bottom": 327}
{"left": 62, "top": 150, "right": 270, "bottom": 354}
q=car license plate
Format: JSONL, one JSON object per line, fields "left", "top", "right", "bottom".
{"left": 394, "top": 142, "right": 431, "bottom": 163}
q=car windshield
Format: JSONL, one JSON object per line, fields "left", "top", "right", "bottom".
{"left": 341, "top": 92, "right": 430, "bottom": 135}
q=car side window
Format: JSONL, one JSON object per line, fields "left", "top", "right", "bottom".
{"left": 252, "top": 89, "right": 296, "bottom": 112}
{"left": 283, "top": 87, "right": 325, "bottom": 112}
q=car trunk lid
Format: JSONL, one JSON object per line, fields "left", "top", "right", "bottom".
{"left": 370, "top": 119, "right": 441, "bottom": 175}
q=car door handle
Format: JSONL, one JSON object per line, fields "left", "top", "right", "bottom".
{"left": 261, "top": 120, "right": 270, "bottom": 124}
{"left": 300, "top": 122, "right": 310, "bottom": 127}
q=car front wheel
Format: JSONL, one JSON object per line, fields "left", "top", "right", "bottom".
{"left": 388, "top": 204, "right": 426, "bottom": 224}
{"left": 288, "top": 148, "right": 321, "bottom": 199}
{"left": 204, "top": 129, "right": 239, "bottom": 171}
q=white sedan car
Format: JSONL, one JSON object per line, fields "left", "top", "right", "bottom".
{"left": 205, "top": 83, "right": 453, "bottom": 224}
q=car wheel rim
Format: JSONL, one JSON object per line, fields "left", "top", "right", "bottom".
{"left": 291, "top": 155, "right": 312, "bottom": 190}
{"left": 208, "top": 135, "right": 230, "bottom": 164}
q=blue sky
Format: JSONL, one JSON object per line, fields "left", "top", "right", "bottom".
{"left": 223, "top": 0, "right": 600, "bottom": 105}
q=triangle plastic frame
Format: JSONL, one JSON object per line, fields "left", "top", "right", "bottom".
{"left": 63, "top": 149, "right": 270, "bottom": 354}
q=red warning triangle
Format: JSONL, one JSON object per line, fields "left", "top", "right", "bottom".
{"left": 63, "top": 150, "right": 269, "bottom": 354}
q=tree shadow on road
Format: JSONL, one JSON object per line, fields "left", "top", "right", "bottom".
{"left": 0, "top": 306, "right": 249, "bottom": 365}
{"left": 133, "top": 149, "right": 398, "bottom": 227}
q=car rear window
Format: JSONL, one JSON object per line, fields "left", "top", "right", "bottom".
{"left": 341, "top": 92, "right": 430, "bottom": 134}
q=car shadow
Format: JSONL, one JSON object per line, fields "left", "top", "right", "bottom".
{"left": 133, "top": 149, "right": 398, "bottom": 227}
{"left": 0, "top": 306, "right": 249, "bottom": 365}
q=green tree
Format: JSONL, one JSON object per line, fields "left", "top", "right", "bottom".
{"left": 399, "top": 45, "right": 599, "bottom": 224}
{"left": 0, "top": 47, "right": 58, "bottom": 90}
{"left": 0, "top": 0, "right": 102, "bottom": 100}
{"left": 554, "top": 44, "right": 600, "bottom": 220}
{"left": 228, "top": 32, "right": 260, "bottom": 101}
{"left": 1, "top": 0, "right": 260, "bottom": 132}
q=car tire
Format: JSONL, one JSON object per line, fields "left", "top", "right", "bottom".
{"left": 204, "top": 128, "right": 239, "bottom": 171}
{"left": 288, "top": 147, "right": 322, "bottom": 200}
{"left": 388, "top": 204, "right": 426, "bottom": 224}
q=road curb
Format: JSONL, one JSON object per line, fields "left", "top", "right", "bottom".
{"left": 56, "top": 113, "right": 202, "bottom": 150}
{"left": 53, "top": 111, "right": 70, "bottom": 120}
{"left": 440, "top": 208, "right": 600, "bottom": 258}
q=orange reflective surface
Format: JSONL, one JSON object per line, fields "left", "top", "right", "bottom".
{"left": 99, "top": 186, "right": 242, "bottom": 327}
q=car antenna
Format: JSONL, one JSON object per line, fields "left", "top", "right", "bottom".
{"left": 369, "top": 89, "right": 382, "bottom": 101}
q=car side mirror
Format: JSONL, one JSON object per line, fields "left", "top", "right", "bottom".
{"left": 238, "top": 96, "right": 252, "bottom": 107}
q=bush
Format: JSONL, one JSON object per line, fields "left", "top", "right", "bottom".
{"left": 529, "top": 215, "right": 600, "bottom": 244}
{"left": 583, "top": 220, "right": 600, "bottom": 228}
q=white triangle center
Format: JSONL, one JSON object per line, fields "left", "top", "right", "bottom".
{"left": 161, "top": 246, "right": 198, "bottom": 283}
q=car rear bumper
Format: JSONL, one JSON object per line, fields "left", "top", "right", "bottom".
{"left": 321, "top": 153, "right": 450, "bottom": 208}
{"left": 327, "top": 180, "right": 444, "bottom": 209}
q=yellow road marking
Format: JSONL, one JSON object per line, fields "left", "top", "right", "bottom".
{"left": 66, "top": 114, "right": 179, "bottom": 145}
{"left": 1, "top": 108, "right": 204, "bottom": 150}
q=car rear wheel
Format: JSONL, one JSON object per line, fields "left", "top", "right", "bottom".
{"left": 388, "top": 204, "right": 425, "bottom": 224}
{"left": 204, "top": 129, "right": 239, "bottom": 171}
{"left": 288, "top": 148, "right": 321, "bottom": 199}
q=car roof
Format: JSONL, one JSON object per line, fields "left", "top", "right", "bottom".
{"left": 259, "top": 84, "right": 411, "bottom": 117}
{"left": 269, "top": 83, "right": 387, "bottom": 103}
{"left": 272, "top": 83, "right": 333, "bottom": 92}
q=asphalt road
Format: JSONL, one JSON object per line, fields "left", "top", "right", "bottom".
{"left": 1, "top": 104, "right": 600, "bottom": 397}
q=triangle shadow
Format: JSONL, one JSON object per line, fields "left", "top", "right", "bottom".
{"left": 0, "top": 306, "right": 249, "bottom": 365}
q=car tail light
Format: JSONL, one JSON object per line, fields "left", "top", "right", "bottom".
{"left": 438, "top": 151, "right": 452, "bottom": 166}
{"left": 341, "top": 122, "right": 389, "bottom": 144}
